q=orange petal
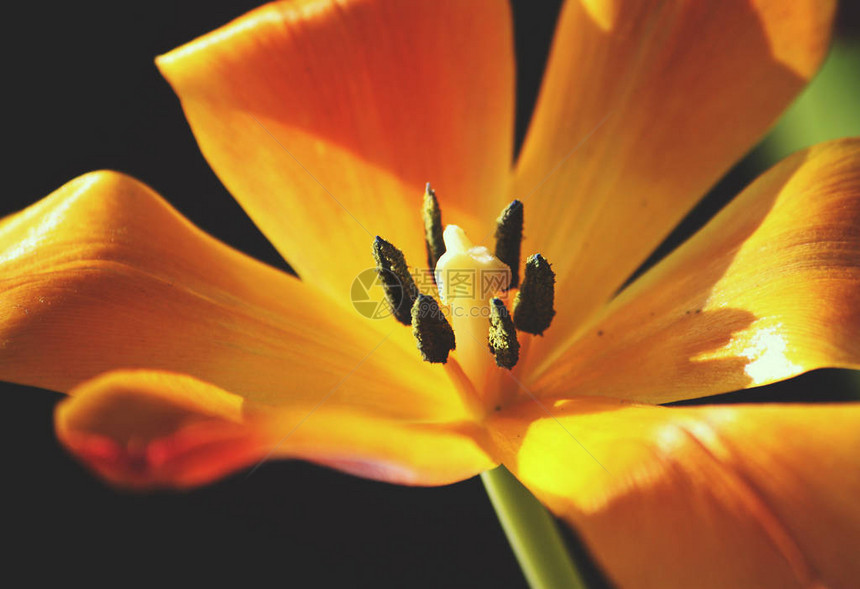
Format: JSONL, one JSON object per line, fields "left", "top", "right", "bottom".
{"left": 513, "top": 0, "right": 836, "bottom": 350}
{"left": 58, "top": 370, "right": 494, "bottom": 489}
{"left": 56, "top": 370, "right": 264, "bottom": 489}
{"left": 529, "top": 139, "right": 860, "bottom": 403}
{"left": 0, "top": 171, "right": 471, "bottom": 422}
{"left": 157, "top": 0, "right": 515, "bottom": 303}
{"left": 489, "top": 397, "right": 860, "bottom": 588}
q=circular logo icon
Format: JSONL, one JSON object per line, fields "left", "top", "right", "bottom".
{"left": 350, "top": 268, "right": 400, "bottom": 320}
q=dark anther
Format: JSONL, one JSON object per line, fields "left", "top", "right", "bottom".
{"left": 372, "top": 236, "right": 419, "bottom": 325}
{"left": 488, "top": 298, "right": 519, "bottom": 369}
{"left": 422, "top": 183, "right": 446, "bottom": 272}
{"left": 513, "top": 254, "right": 556, "bottom": 335}
{"left": 411, "top": 294, "right": 456, "bottom": 364}
{"left": 494, "top": 200, "right": 524, "bottom": 289}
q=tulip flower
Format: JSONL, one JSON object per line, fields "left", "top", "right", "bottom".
{"left": 2, "top": 1, "right": 859, "bottom": 587}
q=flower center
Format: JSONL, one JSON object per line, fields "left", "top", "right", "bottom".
{"left": 435, "top": 225, "right": 513, "bottom": 389}
{"left": 370, "top": 185, "right": 556, "bottom": 408}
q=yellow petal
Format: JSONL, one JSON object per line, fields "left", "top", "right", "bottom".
{"left": 490, "top": 397, "right": 860, "bottom": 588}
{"left": 157, "top": 0, "right": 515, "bottom": 304}
{"left": 513, "top": 0, "right": 836, "bottom": 350}
{"left": 0, "top": 171, "right": 470, "bottom": 422}
{"left": 530, "top": 139, "right": 860, "bottom": 403}
{"left": 58, "top": 370, "right": 495, "bottom": 489}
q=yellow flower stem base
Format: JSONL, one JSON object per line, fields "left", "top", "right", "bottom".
{"left": 481, "top": 466, "right": 586, "bottom": 589}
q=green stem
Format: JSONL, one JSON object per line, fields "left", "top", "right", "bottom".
{"left": 481, "top": 466, "right": 586, "bottom": 589}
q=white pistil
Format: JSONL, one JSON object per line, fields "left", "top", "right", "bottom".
{"left": 435, "top": 225, "right": 511, "bottom": 397}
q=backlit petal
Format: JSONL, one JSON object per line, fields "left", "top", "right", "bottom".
{"left": 157, "top": 0, "right": 514, "bottom": 303}
{"left": 530, "top": 139, "right": 860, "bottom": 403}
{"left": 0, "top": 171, "right": 471, "bottom": 422}
{"left": 513, "top": 0, "right": 835, "bottom": 350}
{"left": 490, "top": 398, "right": 860, "bottom": 588}
{"left": 58, "top": 370, "right": 494, "bottom": 489}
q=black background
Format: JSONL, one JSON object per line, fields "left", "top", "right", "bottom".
{"left": 4, "top": 2, "right": 859, "bottom": 587}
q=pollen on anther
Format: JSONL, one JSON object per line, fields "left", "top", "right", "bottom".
{"left": 372, "top": 236, "right": 419, "bottom": 326}
{"left": 494, "top": 200, "right": 524, "bottom": 290}
{"left": 513, "top": 254, "right": 556, "bottom": 336}
{"left": 422, "top": 183, "right": 446, "bottom": 272}
{"left": 411, "top": 294, "right": 455, "bottom": 364}
{"left": 488, "top": 298, "right": 519, "bottom": 369}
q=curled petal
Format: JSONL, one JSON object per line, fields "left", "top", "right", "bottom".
{"left": 56, "top": 371, "right": 264, "bottom": 488}
{"left": 59, "top": 370, "right": 495, "bottom": 489}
